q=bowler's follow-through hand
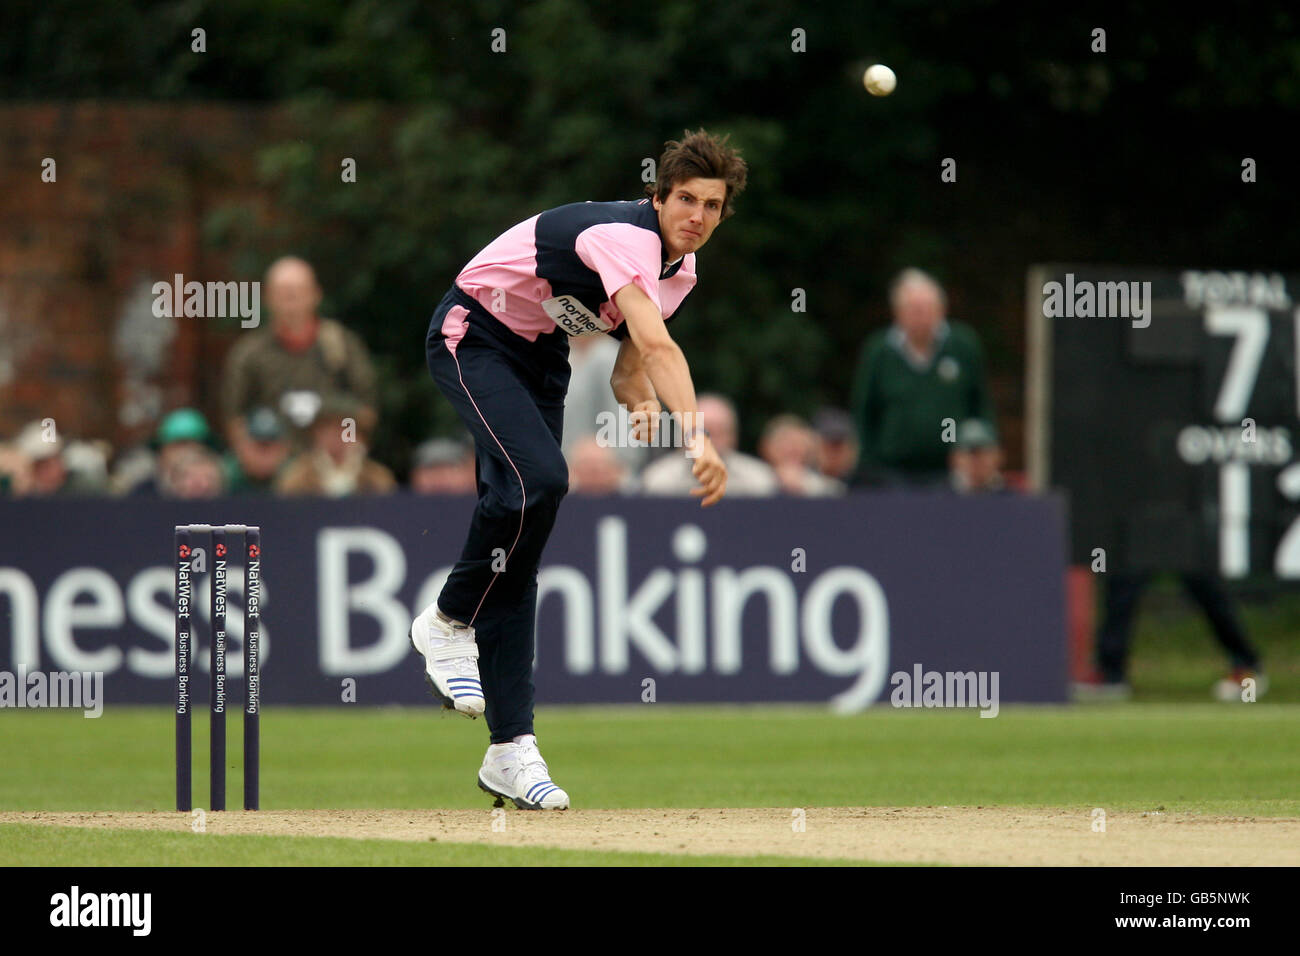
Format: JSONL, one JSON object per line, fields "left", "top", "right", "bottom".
{"left": 688, "top": 432, "right": 727, "bottom": 506}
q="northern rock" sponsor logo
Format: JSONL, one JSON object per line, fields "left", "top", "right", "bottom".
{"left": 541, "top": 295, "right": 612, "bottom": 336}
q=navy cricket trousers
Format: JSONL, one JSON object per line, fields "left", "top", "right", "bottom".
{"left": 425, "top": 285, "right": 572, "bottom": 743}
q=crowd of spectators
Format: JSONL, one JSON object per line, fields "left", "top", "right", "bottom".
{"left": 0, "top": 262, "right": 1008, "bottom": 500}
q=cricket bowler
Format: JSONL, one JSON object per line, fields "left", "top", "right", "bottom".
{"left": 411, "top": 130, "right": 747, "bottom": 809}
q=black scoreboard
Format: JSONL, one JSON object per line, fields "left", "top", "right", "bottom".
{"left": 1027, "top": 265, "right": 1298, "bottom": 578}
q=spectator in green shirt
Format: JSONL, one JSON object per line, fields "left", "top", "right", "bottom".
{"left": 221, "top": 256, "right": 378, "bottom": 452}
{"left": 850, "top": 269, "right": 995, "bottom": 487}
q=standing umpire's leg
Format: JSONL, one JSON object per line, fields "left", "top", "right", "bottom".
{"left": 1179, "top": 574, "right": 1262, "bottom": 670}
{"left": 1095, "top": 572, "right": 1152, "bottom": 683}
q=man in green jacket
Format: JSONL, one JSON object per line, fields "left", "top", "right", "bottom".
{"left": 850, "top": 269, "right": 995, "bottom": 487}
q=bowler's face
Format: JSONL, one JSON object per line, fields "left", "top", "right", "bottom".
{"left": 654, "top": 178, "right": 726, "bottom": 261}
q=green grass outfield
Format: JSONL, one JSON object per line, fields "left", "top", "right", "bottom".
{"left": 1, "top": 703, "right": 1297, "bottom": 864}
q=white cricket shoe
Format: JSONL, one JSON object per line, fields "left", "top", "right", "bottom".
{"left": 477, "top": 734, "right": 570, "bottom": 810}
{"left": 409, "top": 605, "right": 485, "bottom": 718}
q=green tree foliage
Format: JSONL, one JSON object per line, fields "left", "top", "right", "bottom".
{"left": 5, "top": 1, "right": 1299, "bottom": 469}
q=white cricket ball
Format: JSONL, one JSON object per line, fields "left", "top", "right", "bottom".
{"left": 863, "top": 64, "right": 896, "bottom": 97}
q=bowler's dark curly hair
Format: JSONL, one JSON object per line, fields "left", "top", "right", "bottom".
{"left": 644, "top": 129, "right": 748, "bottom": 219}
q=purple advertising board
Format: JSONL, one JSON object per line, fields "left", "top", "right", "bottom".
{"left": 0, "top": 493, "right": 1068, "bottom": 709}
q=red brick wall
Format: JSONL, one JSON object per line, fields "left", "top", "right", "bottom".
{"left": 0, "top": 104, "right": 282, "bottom": 452}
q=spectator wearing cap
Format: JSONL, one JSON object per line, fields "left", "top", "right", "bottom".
{"left": 276, "top": 393, "right": 396, "bottom": 496}
{"left": 410, "top": 437, "right": 477, "bottom": 495}
{"left": 4, "top": 424, "right": 114, "bottom": 497}
{"left": 13, "top": 420, "right": 69, "bottom": 496}
{"left": 948, "top": 419, "right": 1007, "bottom": 494}
{"left": 758, "top": 414, "right": 845, "bottom": 497}
{"left": 222, "top": 256, "right": 378, "bottom": 450}
{"left": 851, "top": 269, "right": 995, "bottom": 487}
{"left": 129, "top": 408, "right": 226, "bottom": 497}
{"left": 225, "top": 406, "right": 292, "bottom": 494}
{"left": 811, "top": 407, "right": 859, "bottom": 483}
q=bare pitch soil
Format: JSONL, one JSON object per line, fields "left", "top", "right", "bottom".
{"left": 5, "top": 807, "right": 1298, "bottom": 865}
